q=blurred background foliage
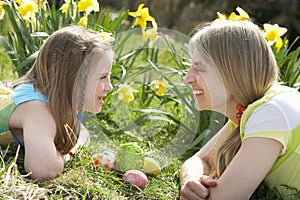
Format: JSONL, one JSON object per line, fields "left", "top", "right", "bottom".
{"left": 96, "top": 0, "right": 300, "bottom": 49}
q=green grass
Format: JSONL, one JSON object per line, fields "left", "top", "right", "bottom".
{"left": 1, "top": 142, "right": 182, "bottom": 199}
{"left": 2, "top": 130, "right": 300, "bottom": 199}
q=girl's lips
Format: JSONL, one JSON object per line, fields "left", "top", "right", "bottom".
{"left": 97, "top": 96, "right": 105, "bottom": 104}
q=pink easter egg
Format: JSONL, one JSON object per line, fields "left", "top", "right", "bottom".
{"left": 123, "top": 170, "right": 148, "bottom": 188}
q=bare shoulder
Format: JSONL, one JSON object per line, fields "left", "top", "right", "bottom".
{"left": 10, "top": 100, "right": 56, "bottom": 131}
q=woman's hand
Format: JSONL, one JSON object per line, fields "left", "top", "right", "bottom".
{"left": 180, "top": 175, "right": 217, "bottom": 200}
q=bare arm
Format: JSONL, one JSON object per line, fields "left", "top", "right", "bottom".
{"left": 180, "top": 122, "right": 231, "bottom": 199}
{"left": 15, "top": 101, "right": 65, "bottom": 180}
{"left": 207, "top": 137, "right": 282, "bottom": 200}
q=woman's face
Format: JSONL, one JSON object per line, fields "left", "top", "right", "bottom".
{"left": 82, "top": 49, "right": 113, "bottom": 114}
{"left": 184, "top": 49, "right": 232, "bottom": 114}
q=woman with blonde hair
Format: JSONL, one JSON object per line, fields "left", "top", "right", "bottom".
{"left": 0, "top": 26, "right": 113, "bottom": 180}
{"left": 180, "top": 21, "right": 300, "bottom": 199}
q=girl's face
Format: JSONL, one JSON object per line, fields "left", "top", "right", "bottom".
{"left": 184, "top": 50, "right": 232, "bottom": 114}
{"left": 83, "top": 49, "right": 113, "bottom": 114}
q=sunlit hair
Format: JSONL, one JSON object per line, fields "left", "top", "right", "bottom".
{"left": 13, "top": 26, "right": 113, "bottom": 154}
{"left": 189, "top": 21, "right": 279, "bottom": 177}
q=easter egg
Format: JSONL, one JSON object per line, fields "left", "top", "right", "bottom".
{"left": 93, "top": 150, "right": 115, "bottom": 171}
{"left": 143, "top": 157, "right": 161, "bottom": 175}
{"left": 115, "top": 142, "right": 144, "bottom": 172}
{"left": 123, "top": 170, "right": 148, "bottom": 188}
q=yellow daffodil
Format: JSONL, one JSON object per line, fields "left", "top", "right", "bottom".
{"left": 212, "top": 12, "right": 227, "bottom": 24}
{"left": 34, "top": 0, "right": 47, "bottom": 10}
{"left": 115, "top": 83, "right": 138, "bottom": 103}
{"left": 17, "top": 0, "right": 38, "bottom": 21}
{"left": 78, "top": 0, "right": 99, "bottom": 14}
{"left": 60, "top": 0, "right": 76, "bottom": 14}
{"left": 98, "top": 31, "right": 115, "bottom": 42}
{"left": 228, "top": 7, "right": 250, "bottom": 21}
{"left": 142, "top": 28, "right": 157, "bottom": 43}
{"left": 150, "top": 78, "right": 172, "bottom": 96}
{"left": 0, "top": 7, "right": 4, "bottom": 20}
{"left": 59, "top": 0, "right": 69, "bottom": 13}
{"left": 142, "top": 20, "right": 158, "bottom": 43}
{"left": 0, "top": 1, "right": 8, "bottom": 20}
{"left": 78, "top": 15, "right": 88, "bottom": 27}
{"left": 14, "top": 0, "right": 21, "bottom": 4}
{"left": 263, "top": 23, "right": 287, "bottom": 52}
{"left": 128, "top": 4, "right": 155, "bottom": 31}
{"left": 213, "top": 6, "right": 251, "bottom": 24}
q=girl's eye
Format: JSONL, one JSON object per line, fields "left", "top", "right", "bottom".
{"left": 100, "top": 75, "right": 107, "bottom": 80}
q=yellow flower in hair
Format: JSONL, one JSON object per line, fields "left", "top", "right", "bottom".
{"left": 128, "top": 4, "right": 155, "bottom": 31}
{"left": 78, "top": 0, "right": 99, "bottom": 14}
{"left": 78, "top": 15, "right": 88, "bottom": 27}
{"left": 150, "top": 78, "right": 172, "bottom": 96}
{"left": 263, "top": 23, "right": 287, "bottom": 52}
{"left": 115, "top": 83, "right": 138, "bottom": 103}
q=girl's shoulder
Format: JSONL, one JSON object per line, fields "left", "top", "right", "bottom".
{"left": 12, "top": 83, "right": 48, "bottom": 106}
{"left": 10, "top": 97, "right": 54, "bottom": 130}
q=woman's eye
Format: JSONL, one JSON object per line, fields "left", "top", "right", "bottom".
{"left": 100, "top": 75, "right": 107, "bottom": 80}
{"left": 193, "top": 66, "right": 206, "bottom": 73}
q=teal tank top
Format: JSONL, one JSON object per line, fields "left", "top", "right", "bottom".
{"left": 0, "top": 83, "right": 48, "bottom": 144}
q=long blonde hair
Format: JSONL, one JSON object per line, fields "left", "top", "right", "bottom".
{"left": 13, "top": 26, "right": 113, "bottom": 154}
{"left": 190, "top": 21, "right": 279, "bottom": 177}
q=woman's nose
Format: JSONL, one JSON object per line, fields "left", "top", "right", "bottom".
{"left": 184, "top": 70, "right": 196, "bottom": 85}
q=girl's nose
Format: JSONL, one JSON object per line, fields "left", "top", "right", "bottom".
{"left": 105, "top": 81, "right": 113, "bottom": 92}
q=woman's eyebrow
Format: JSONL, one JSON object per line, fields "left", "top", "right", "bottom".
{"left": 192, "top": 61, "right": 207, "bottom": 68}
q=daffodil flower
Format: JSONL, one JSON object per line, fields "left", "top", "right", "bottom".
{"left": 128, "top": 4, "right": 156, "bottom": 31}
{"left": 142, "top": 20, "right": 158, "bottom": 43}
{"left": 150, "top": 79, "right": 172, "bottom": 96}
{"left": 34, "top": 0, "right": 47, "bottom": 10}
{"left": 213, "top": 7, "right": 251, "bottom": 24}
{"left": 78, "top": 15, "right": 88, "bottom": 27}
{"left": 115, "top": 83, "right": 138, "bottom": 103}
{"left": 17, "top": 0, "right": 38, "bottom": 21}
{"left": 142, "top": 28, "right": 157, "bottom": 43}
{"left": 60, "top": 0, "right": 77, "bottom": 15}
{"left": 78, "top": 0, "right": 99, "bottom": 14}
{"left": 98, "top": 31, "right": 115, "bottom": 42}
{"left": 229, "top": 7, "right": 250, "bottom": 21}
{"left": 263, "top": 23, "right": 287, "bottom": 52}
{"left": 212, "top": 12, "right": 227, "bottom": 24}
{"left": 0, "top": 1, "right": 8, "bottom": 20}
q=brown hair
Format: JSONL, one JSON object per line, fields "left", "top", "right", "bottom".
{"left": 190, "top": 21, "right": 278, "bottom": 177}
{"left": 13, "top": 26, "right": 113, "bottom": 154}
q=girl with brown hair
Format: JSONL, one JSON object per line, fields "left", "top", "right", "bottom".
{"left": 0, "top": 26, "right": 113, "bottom": 180}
